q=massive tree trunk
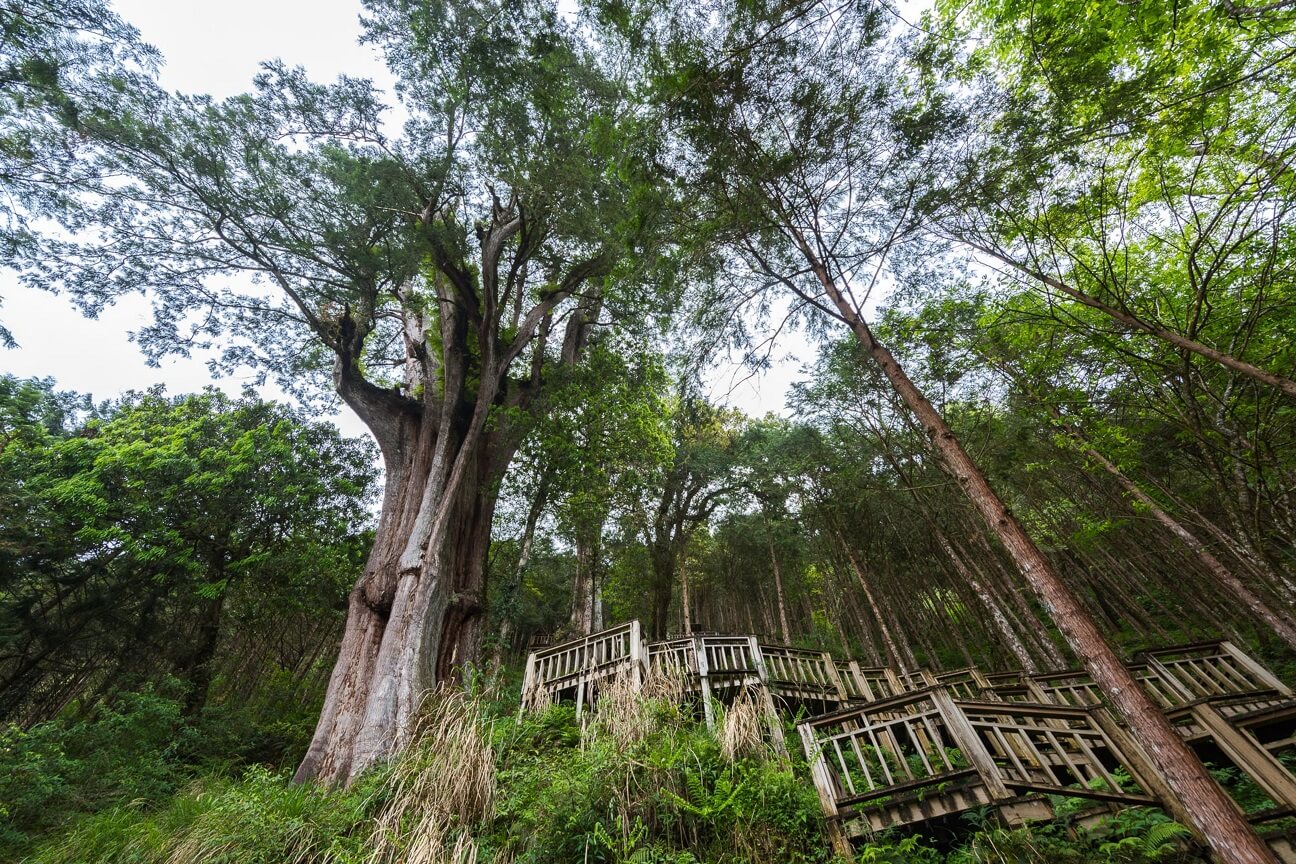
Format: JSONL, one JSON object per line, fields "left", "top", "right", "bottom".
{"left": 294, "top": 392, "right": 517, "bottom": 784}
{"left": 569, "top": 525, "right": 601, "bottom": 636}
{"left": 648, "top": 545, "right": 676, "bottom": 640}
{"left": 791, "top": 228, "right": 1278, "bottom": 863}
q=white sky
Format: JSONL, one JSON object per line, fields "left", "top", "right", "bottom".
{"left": 0, "top": 0, "right": 811, "bottom": 437}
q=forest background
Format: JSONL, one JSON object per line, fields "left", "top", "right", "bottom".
{"left": 3, "top": 0, "right": 1296, "bottom": 861}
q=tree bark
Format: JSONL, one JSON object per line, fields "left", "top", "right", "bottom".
{"left": 680, "top": 556, "right": 693, "bottom": 635}
{"left": 935, "top": 531, "right": 1039, "bottom": 672}
{"left": 569, "top": 525, "right": 601, "bottom": 636}
{"left": 794, "top": 229, "right": 1278, "bottom": 864}
{"left": 837, "top": 535, "right": 911, "bottom": 671}
{"left": 764, "top": 519, "right": 792, "bottom": 643}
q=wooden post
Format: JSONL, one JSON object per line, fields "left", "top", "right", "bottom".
{"left": 697, "top": 635, "right": 716, "bottom": 729}
{"left": 1021, "top": 677, "right": 1051, "bottom": 705}
{"left": 749, "top": 636, "right": 787, "bottom": 755}
{"left": 521, "top": 650, "right": 537, "bottom": 711}
{"left": 930, "top": 687, "right": 1011, "bottom": 801}
{"left": 1221, "top": 641, "right": 1293, "bottom": 696}
{"left": 823, "top": 651, "right": 848, "bottom": 702}
{"left": 798, "top": 722, "right": 854, "bottom": 862}
{"left": 1192, "top": 702, "right": 1296, "bottom": 811}
{"left": 749, "top": 636, "right": 770, "bottom": 689}
{"left": 848, "top": 660, "right": 871, "bottom": 702}
{"left": 629, "top": 620, "right": 645, "bottom": 691}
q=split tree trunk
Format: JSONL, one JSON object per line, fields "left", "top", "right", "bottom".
{"left": 794, "top": 229, "right": 1278, "bottom": 864}
{"left": 294, "top": 389, "right": 516, "bottom": 785}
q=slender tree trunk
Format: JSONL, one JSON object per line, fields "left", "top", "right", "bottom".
{"left": 838, "top": 537, "right": 911, "bottom": 671}
{"left": 935, "top": 531, "right": 1039, "bottom": 672}
{"left": 680, "top": 556, "right": 693, "bottom": 635}
{"left": 796, "top": 232, "right": 1279, "bottom": 863}
{"left": 649, "top": 547, "right": 675, "bottom": 640}
{"left": 764, "top": 519, "right": 792, "bottom": 643}
{"left": 1056, "top": 413, "right": 1296, "bottom": 650}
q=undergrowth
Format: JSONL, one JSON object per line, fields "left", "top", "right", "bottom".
{"left": 3, "top": 675, "right": 1212, "bottom": 864}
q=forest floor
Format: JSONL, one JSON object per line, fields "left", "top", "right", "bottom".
{"left": 0, "top": 667, "right": 1232, "bottom": 864}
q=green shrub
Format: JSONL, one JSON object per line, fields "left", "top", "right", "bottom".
{"left": 27, "top": 766, "right": 385, "bottom": 864}
{"left": 0, "top": 685, "right": 187, "bottom": 853}
{"left": 486, "top": 696, "right": 833, "bottom": 863}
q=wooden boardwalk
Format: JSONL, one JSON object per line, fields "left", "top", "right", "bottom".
{"left": 520, "top": 625, "right": 1296, "bottom": 861}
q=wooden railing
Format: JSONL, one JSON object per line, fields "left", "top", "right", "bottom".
{"left": 521, "top": 620, "right": 643, "bottom": 710}
{"left": 799, "top": 691, "right": 970, "bottom": 808}
{"left": 1032, "top": 670, "right": 1104, "bottom": 707}
{"left": 799, "top": 688, "right": 1156, "bottom": 832}
{"left": 648, "top": 637, "right": 698, "bottom": 678}
{"left": 700, "top": 636, "right": 761, "bottom": 677}
{"left": 936, "top": 668, "right": 992, "bottom": 701}
{"left": 854, "top": 666, "right": 904, "bottom": 701}
{"left": 961, "top": 700, "right": 1150, "bottom": 801}
{"left": 759, "top": 645, "right": 846, "bottom": 701}
{"left": 520, "top": 622, "right": 1296, "bottom": 851}
{"left": 1140, "top": 641, "right": 1292, "bottom": 703}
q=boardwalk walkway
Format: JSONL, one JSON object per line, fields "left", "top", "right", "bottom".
{"left": 521, "top": 625, "right": 1296, "bottom": 861}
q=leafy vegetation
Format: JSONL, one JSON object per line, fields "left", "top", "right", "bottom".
{"left": 4, "top": 0, "right": 1296, "bottom": 860}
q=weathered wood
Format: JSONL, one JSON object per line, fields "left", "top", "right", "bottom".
{"left": 1191, "top": 702, "right": 1296, "bottom": 812}
{"left": 930, "top": 688, "right": 1011, "bottom": 801}
{"left": 519, "top": 622, "right": 1296, "bottom": 861}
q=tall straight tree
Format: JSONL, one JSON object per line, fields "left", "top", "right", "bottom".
{"left": 24, "top": 0, "right": 677, "bottom": 784}
{"left": 639, "top": 0, "right": 1278, "bottom": 859}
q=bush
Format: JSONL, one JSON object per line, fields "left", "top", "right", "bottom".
{"left": 0, "top": 685, "right": 187, "bottom": 852}
{"left": 0, "top": 678, "right": 325, "bottom": 857}
{"left": 486, "top": 686, "right": 834, "bottom": 864}
{"left": 27, "top": 766, "right": 384, "bottom": 864}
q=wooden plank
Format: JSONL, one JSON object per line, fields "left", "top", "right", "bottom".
{"left": 1223, "top": 641, "right": 1293, "bottom": 696}
{"left": 1192, "top": 701, "right": 1296, "bottom": 812}
{"left": 930, "top": 687, "right": 1011, "bottom": 801}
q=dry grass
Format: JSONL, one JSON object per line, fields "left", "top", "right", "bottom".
{"left": 718, "top": 690, "right": 767, "bottom": 762}
{"left": 586, "top": 672, "right": 653, "bottom": 749}
{"left": 641, "top": 663, "right": 688, "bottom": 705}
{"left": 584, "top": 665, "right": 689, "bottom": 749}
{"left": 366, "top": 687, "right": 495, "bottom": 864}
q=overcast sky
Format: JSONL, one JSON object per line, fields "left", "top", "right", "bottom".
{"left": 0, "top": 0, "right": 810, "bottom": 438}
